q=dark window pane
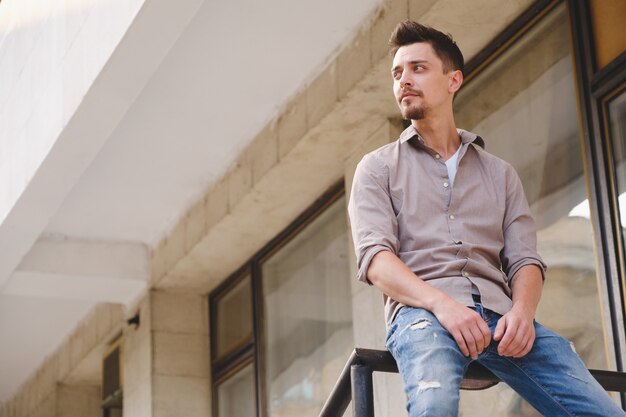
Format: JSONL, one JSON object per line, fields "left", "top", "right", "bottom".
{"left": 216, "top": 276, "right": 253, "bottom": 358}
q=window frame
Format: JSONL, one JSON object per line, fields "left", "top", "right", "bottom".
{"left": 209, "top": 181, "right": 346, "bottom": 417}
{"left": 568, "top": 3, "right": 626, "bottom": 401}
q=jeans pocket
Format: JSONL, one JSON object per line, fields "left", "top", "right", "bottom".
{"left": 385, "top": 308, "right": 406, "bottom": 351}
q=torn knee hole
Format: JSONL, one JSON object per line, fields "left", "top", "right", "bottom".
{"left": 417, "top": 380, "right": 441, "bottom": 393}
{"left": 410, "top": 318, "right": 432, "bottom": 330}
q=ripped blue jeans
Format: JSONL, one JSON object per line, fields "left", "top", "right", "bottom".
{"left": 386, "top": 300, "right": 626, "bottom": 417}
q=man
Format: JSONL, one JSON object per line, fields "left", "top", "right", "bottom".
{"left": 348, "top": 20, "right": 625, "bottom": 417}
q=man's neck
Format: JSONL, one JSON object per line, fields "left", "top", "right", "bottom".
{"left": 411, "top": 116, "right": 460, "bottom": 160}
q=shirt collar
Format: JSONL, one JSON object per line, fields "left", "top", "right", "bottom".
{"left": 398, "top": 125, "right": 485, "bottom": 149}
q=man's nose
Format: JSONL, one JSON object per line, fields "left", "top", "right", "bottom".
{"left": 399, "top": 73, "right": 412, "bottom": 88}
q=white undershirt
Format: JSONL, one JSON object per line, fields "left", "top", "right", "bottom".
{"left": 445, "top": 146, "right": 461, "bottom": 187}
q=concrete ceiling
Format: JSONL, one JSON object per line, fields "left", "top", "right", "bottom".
{"left": 45, "top": 0, "right": 382, "bottom": 244}
{"left": 0, "top": 0, "right": 383, "bottom": 401}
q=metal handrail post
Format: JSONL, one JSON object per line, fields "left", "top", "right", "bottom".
{"left": 319, "top": 348, "right": 626, "bottom": 417}
{"left": 351, "top": 364, "right": 374, "bottom": 417}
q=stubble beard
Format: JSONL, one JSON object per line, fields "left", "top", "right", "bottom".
{"left": 400, "top": 102, "right": 428, "bottom": 121}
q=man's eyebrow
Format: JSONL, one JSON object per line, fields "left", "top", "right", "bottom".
{"left": 390, "top": 60, "right": 429, "bottom": 71}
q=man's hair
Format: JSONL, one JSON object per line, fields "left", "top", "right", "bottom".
{"left": 389, "top": 21, "right": 464, "bottom": 75}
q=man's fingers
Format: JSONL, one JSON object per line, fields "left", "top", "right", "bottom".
{"left": 505, "top": 324, "right": 526, "bottom": 355}
{"left": 460, "top": 328, "right": 479, "bottom": 359}
{"left": 493, "top": 317, "right": 506, "bottom": 342}
{"left": 452, "top": 331, "right": 470, "bottom": 357}
{"left": 498, "top": 317, "right": 537, "bottom": 357}
{"left": 498, "top": 321, "right": 518, "bottom": 356}
{"left": 468, "top": 326, "right": 486, "bottom": 356}
{"left": 518, "top": 336, "right": 535, "bottom": 357}
{"left": 463, "top": 316, "right": 491, "bottom": 359}
{"left": 462, "top": 316, "right": 492, "bottom": 359}
{"left": 513, "top": 329, "right": 535, "bottom": 358}
{"left": 479, "top": 319, "right": 492, "bottom": 347}
{"left": 507, "top": 332, "right": 527, "bottom": 357}
{"left": 437, "top": 304, "right": 493, "bottom": 359}
{"left": 522, "top": 341, "right": 533, "bottom": 356}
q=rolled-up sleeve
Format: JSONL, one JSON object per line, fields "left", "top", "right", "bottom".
{"left": 500, "top": 164, "right": 547, "bottom": 286}
{"left": 348, "top": 154, "right": 400, "bottom": 284}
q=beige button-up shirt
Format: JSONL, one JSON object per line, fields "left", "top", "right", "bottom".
{"left": 348, "top": 126, "right": 546, "bottom": 327}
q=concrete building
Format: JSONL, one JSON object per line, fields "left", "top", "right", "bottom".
{"left": 0, "top": 0, "right": 624, "bottom": 416}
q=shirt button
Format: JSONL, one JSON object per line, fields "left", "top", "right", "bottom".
{"left": 435, "top": 154, "right": 441, "bottom": 159}
{"left": 449, "top": 214, "right": 455, "bottom": 220}
{"left": 443, "top": 182, "right": 449, "bottom": 188}
{"left": 463, "top": 271, "right": 469, "bottom": 277}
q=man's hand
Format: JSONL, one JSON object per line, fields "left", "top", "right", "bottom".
{"left": 368, "top": 251, "right": 491, "bottom": 360}
{"left": 433, "top": 298, "right": 491, "bottom": 360}
{"left": 494, "top": 265, "right": 543, "bottom": 357}
{"left": 493, "top": 305, "right": 535, "bottom": 357}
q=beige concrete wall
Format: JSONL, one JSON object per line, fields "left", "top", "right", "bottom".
{"left": 122, "top": 290, "right": 210, "bottom": 417}
{"left": 150, "top": 291, "right": 210, "bottom": 417}
{"left": 0, "top": 303, "right": 122, "bottom": 417}
{"left": 57, "top": 385, "right": 100, "bottom": 417}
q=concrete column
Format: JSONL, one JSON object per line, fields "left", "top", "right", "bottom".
{"left": 122, "top": 290, "right": 210, "bottom": 417}
{"left": 150, "top": 291, "right": 210, "bottom": 417}
{"left": 123, "top": 295, "right": 152, "bottom": 417}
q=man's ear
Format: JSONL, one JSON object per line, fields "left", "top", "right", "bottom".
{"left": 449, "top": 70, "right": 463, "bottom": 94}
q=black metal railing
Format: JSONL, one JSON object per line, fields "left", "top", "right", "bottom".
{"left": 319, "top": 348, "right": 626, "bottom": 417}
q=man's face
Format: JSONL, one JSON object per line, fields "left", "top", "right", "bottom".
{"left": 391, "top": 42, "right": 459, "bottom": 121}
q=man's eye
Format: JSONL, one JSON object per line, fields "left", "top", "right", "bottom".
{"left": 414, "top": 65, "right": 423, "bottom": 71}
{"left": 392, "top": 71, "right": 400, "bottom": 79}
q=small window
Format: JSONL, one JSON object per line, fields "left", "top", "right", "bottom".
{"left": 102, "top": 335, "right": 123, "bottom": 417}
{"left": 213, "top": 274, "right": 253, "bottom": 360}
{"left": 216, "top": 361, "right": 257, "bottom": 417}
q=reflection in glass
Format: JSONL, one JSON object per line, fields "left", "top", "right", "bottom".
{"left": 216, "top": 276, "right": 253, "bottom": 358}
{"left": 217, "top": 363, "right": 256, "bottom": 417}
{"left": 454, "top": 3, "right": 610, "bottom": 415}
{"left": 607, "top": 89, "right": 626, "bottom": 234}
{"left": 262, "top": 195, "right": 353, "bottom": 417}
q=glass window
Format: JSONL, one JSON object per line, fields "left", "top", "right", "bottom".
{"left": 210, "top": 186, "right": 351, "bottom": 417}
{"left": 454, "top": 3, "right": 611, "bottom": 415}
{"left": 102, "top": 337, "right": 123, "bottom": 417}
{"left": 217, "top": 363, "right": 257, "bottom": 417}
{"left": 261, "top": 195, "right": 353, "bottom": 417}
{"left": 607, "top": 88, "right": 626, "bottom": 257}
{"left": 215, "top": 275, "right": 253, "bottom": 359}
